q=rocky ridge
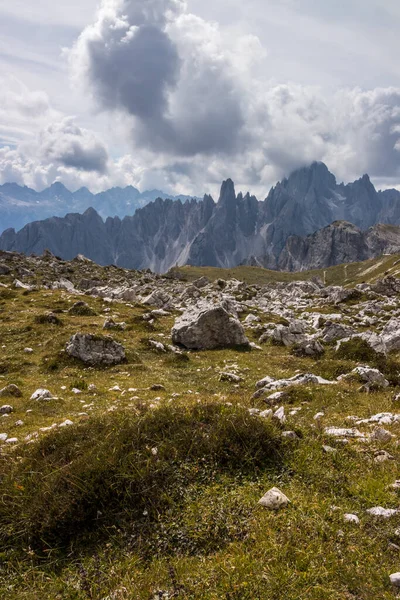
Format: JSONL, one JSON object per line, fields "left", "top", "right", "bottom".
{"left": 2, "top": 162, "right": 400, "bottom": 273}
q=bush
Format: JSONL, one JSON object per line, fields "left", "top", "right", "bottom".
{"left": 336, "top": 338, "right": 378, "bottom": 362}
{"left": 0, "top": 403, "right": 285, "bottom": 554}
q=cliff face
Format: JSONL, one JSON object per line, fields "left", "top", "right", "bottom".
{"left": 277, "top": 222, "right": 400, "bottom": 271}
{"left": 2, "top": 163, "right": 400, "bottom": 273}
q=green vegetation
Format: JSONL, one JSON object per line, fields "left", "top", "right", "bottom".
{"left": 170, "top": 253, "right": 400, "bottom": 287}
{"left": 0, "top": 257, "right": 400, "bottom": 599}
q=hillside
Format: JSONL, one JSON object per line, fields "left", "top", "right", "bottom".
{"left": 171, "top": 252, "right": 400, "bottom": 287}
{"left": 1, "top": 251, "right": 400, "bottom": 598}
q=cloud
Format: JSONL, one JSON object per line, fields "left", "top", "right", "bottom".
{"left": 69, "top": 0, "right": 258, "bottom": 156}
{"left": 38, "top": 118, "right": 109, "bottom": 173}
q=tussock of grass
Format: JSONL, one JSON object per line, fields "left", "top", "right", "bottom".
{"left": 0, "top": 403, "right": 284, "bottom": 554}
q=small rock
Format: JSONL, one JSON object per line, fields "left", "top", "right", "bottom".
{"left": 219, "top": 372, "right": 243, "bottom": 383}
{"left": 282, "top": 431, "right": 299, "bottom": 440}
{"left": 323, "top": 445, "right": 337, "bottom": 454}
{"left": 366, "top": 507, "right": 399, "bottom": 518}
{"left": 0, "top": 404, "right": 13, "bottom": 415}
{"left": 371, "top": 427, "right": 393, "bottom": 442}
{"left": 30, "top": 389, "right": 53, "bottom": 401}
{"left": 5, "top": 437, "right": 18, "bottom": 444}
{"left": 389, "top": 573, "right": 400, "bottom": 588}
{"left": 258, "top": 487, "right": 290, "bottom": 510}
{"left": 344, "top": 514, "right": 360, "bottom": 525}
{"left": 273, "top": 406, "right": 286, "bottom": 425}
{"left": 150, "top": 384, "right": 166, "bottom": 391}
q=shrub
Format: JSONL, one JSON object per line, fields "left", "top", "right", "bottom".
{"left": 336, "top": 338, "right": 378, "bottom": 362}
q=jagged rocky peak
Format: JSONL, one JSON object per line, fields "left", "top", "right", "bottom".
{"left": 2, "top": 162, "right": 400, "bottom": 273}
{"left": 281, "top": 161, "right": 337, "bottom": 197}
{"left": 218, "top": 178, "right": 237, "bottom": 206}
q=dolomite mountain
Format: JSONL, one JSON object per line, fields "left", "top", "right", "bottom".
{"left": 0, "top": 181, "right": 198, "bottom": 232}
{"left": 2, "top": 162, "right": 400, "bottom": 272}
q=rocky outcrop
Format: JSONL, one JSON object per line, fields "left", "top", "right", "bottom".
{"left": 278, "top": 221, "right": 400, "bottom": 271}
{"left": 66, "top": 333, "right": 126, "bottom": 366}
{"left": 171, "top": 306, "right": 250, "bottom": 350}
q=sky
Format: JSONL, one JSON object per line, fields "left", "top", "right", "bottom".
{"left": 1, "top": 0, "right": 400, "bottom": 197}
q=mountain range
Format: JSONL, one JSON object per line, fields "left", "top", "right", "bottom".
{"left": 0, "top": 181, "right": 199, "bottom": 232}
{"left": 2, "top": 162, "right": 400, "bottom": 272}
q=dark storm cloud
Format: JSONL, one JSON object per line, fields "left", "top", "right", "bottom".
{"left": 70, "top": 0, "right": 246, "bottom": 157}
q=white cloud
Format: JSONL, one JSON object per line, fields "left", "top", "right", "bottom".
{"left": 1, "top": 0, "right": 400, "bottom": 198}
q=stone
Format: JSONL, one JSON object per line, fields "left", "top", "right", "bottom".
{"left": 0, "top": 405, "right": 13, "bottom": 415}
{"left": 172, "top": 306, "right": 249, "bottom": 350}
{"left": 255, "top": 373, "right": 335, "bottom": 394}
{"left": 282, "top": 431, "right": 299, "bottom": 440}
{"left": 322, "top": 445, "right": 337, "bottom": 454}
{"left": 292, "top": 338, "right": 325, "bottom": 357}
{"left": 149, "top": 340, "right": 167, "bottom": 352}
{"left": 322, "top": 323, "right": 355, "bottom": 344}
{"left": 366, "top": 507, "right": 399, "bottom": 518}
{"left": 103, "top": 318, "right": 126, "bottom": 331}
{"left": 340, "top": 366, "right": 389, "bottom": 389}
{"left": 344, "top": 514, "right": 360, "bottom": 524}
{"left": 325, "top": 427, "right": 365, "bottom": 439}
{"left": 66, "top": 333, "right": 126, "bottom": 366}
{"left": 143, "top": 290, "right": 171, "bottom": 309}
{"left": 30, "top": 389, "right": 53, "bottom": 401}
{"left": 272, "top": 320, "right": 307, "bottom": 347}
{"left": 259, "top": 487, "right": 290, "bottom": 510}
{"left": 193, "top": 276, "right": 210, "bottom": 289}
{"left": 0, "top": 384, "right": 22, "bottom": 398}
{"left": 244, "top": 313, "right": 261, "bottom": 325}
{"left": 219, "top": 372, "right": 243, "bottom": 383}
{"left": 371, "top": 427, "right": 393, "bottom": 442}
{"left": 273, "top": 406, "right": 286, "bottom": 424}
{"left": 389, "top": 573, "right": 400, "bottom": 588}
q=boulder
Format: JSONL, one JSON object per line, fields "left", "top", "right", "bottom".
{"left": 30, "top": 388, "right": 53, "bottom": 401}
{"left": 272, "top": 320, "right": 307, "bottom": 347}
{"left": 143, "top": 290, "right": 171, "bottom": 309}
{"left": 0, "top": 384, "right": 22, "bottom": 398}
{"left": 322, "top": 323, "right": 355, "bottom": 344}
{"left": 292, "top": 338, "right": 325, "bottom": 357}
{"left": 66, "top": 333, "right": 126, "bottom": 366}
{"left": 193, "top": 276, "right": 210, "bottom": 289}
{"left": 171, "top": 306, "right": 249, "bottom": 350}
{"left": 341, "top": 366, "right": 389, "bottom": 389}
{"left": 381, "top": 318, "right": 400, "bottom": 353}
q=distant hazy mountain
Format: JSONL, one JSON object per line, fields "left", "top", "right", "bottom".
{"left": 2, "top": 162, "right": 400, "bottom": 272}
{"left": 0, "top": 181, "right": 199, "bottom": 232}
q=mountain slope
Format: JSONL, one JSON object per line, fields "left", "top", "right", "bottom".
{"left": 0, "top": 181, "right": 199, "bottom": 232}
{"left": 1, "top": 163, "right": 400, "bottom": 272}
{"left": 276, "top": 221, "right": 400, "bottom": 271}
